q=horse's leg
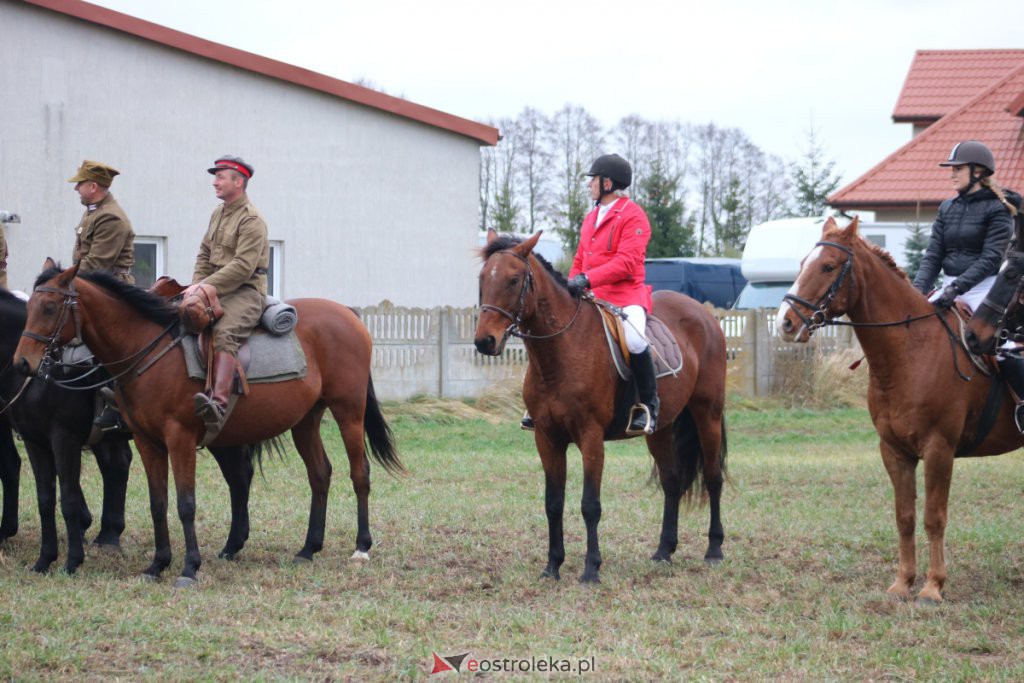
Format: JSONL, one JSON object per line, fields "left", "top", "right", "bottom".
{"left": 646, "top": 427, "right": 680, "bottom": 563}
{"left": 578, "top": 430, "right": 605, "bottom": 584}
{"left": 135, "top": 434, "right": 173, "bottom": 580}
{"left": 24, "top": 440, "right": 59, "bottom": 572}
{"left": 329, "top": 405, "right": 372, "bottom": 560}
{"left": 209, "top": 446, "right": 254, "bottom": 560}
{"left": 90, "top": 435, "right": 132, "bottom": 548}
{"left": 536, "top": 429, "right": 568, "bottom": 581}
{"left": 166, "top": 430, "right": 201, "bottom": 587}
{"left": 880, "top": 440, "right": 917, "bottom": 600}
{"left": 918, "top": 446, "right": 954, "bottom": 604}
{"left": 53, "top": 433, "right": 87, "bottom": 574}
{"left": 0, "top": 426, "right": 20, "bottom": 542}
{"left": 291, "top": 406, "right": 332, "bottom": 562}
{"left": 693, "top": 409, "right": 725, "bottom": 565}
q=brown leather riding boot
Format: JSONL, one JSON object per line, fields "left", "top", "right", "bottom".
{"left": 194, "top": 351, "right": 236, "bottom": 431}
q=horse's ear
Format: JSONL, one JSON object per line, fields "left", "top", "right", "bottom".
{"left": 843, "top": 216, "right": 861, "bottom": 237}
{"left": 515, "top": 231, "right": 543, "bottom": 256}
{"left": 42, "top": 257, "right": 57, "bottom": 271}
{"left": 821, "top": 216, "right": 837, "bottom": 235}
{"left": 486, "top": 228, "right": 499, "bottom": 245}
{"left": 58, "top": 261, "right": 81, "bottom": 286}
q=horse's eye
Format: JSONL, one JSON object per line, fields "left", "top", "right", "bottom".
{"left": 42, "top": 302, "right": 57, "bottom": 315}
{"left": 509, "top": 277, "right": 519, "bottom": 287}
{"left": 823, "top": 264, "right": 836, "bottom": 273}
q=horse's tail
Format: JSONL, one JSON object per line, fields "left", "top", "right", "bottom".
{"left": 363, "top": 375, "right": 404, "bottom": 476}
{"left": 675, "top": 408, "right": 728, "bottom": 505}
{"left": 251, "top": 435, "right": 289, "bottom": 478}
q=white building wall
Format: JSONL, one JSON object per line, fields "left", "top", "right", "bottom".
{"left": 0, "top": 1, "right": 484, "bottom": 306}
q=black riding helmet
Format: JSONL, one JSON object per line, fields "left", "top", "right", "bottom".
{"left": 939, "top": 140, "right": 995, "bottom": 193}
{"left": 585, "top": 154, "right": 632, "bottom": 196}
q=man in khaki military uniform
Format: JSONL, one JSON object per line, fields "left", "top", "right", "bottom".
{"left": 68, "top": 160, "right": 135, "bottom": 283}
{"left": 189, "top": 155, "right": 269, "bottom": 431}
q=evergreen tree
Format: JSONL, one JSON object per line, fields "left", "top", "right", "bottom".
{"left": 636, "top": 160, "right": 696, "bottom": 257}
{"left": 790, "top": 125, "right": 842, "bottom": 216}
{"left": 903, "top": 221, "right": 932, "bottom": 284}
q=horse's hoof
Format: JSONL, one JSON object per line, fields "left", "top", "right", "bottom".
{"left": 139, "top": 573, "right": 159, "bottom": 583}
{"left": 578, "top": 574, "right": 601, "bottom": 585}
{"left": 173, "top": 576, "right": 198, "bottom": 590}
{"left": 704, "top": 556, "right": 724, "bottom": 567}
{"left": 218, "top": 550, "right": 237, "bottom": 560}
{"left": 292, "top": 555, "right": 313, "bottom": 565}
{"left": 914, "top": 595, "right": 942, "bottom": 607}
{"left": 93, "top": 543, "right": 122, "bottom": 555}
{"left": 650, "top": 552, "right": 672, "bottom": 564}
{"left": 350, "top": 550, "right": 370, "bottom": 562}
{"left": 541, "top": 566, "right": 561, "bottom": 581}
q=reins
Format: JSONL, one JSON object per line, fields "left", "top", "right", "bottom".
{"left": 479, "top": 250, "right": 585, "bottom": 341}
{"left": 784, "top": 240, "right": 975, "bottom": 381}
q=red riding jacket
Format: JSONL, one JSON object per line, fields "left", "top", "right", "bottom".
{"left": 569, "top": 197, "right": 653, "bottom": 311}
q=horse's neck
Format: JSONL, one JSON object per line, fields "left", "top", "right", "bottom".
{"left": 521, "top": 278, "right": 604, "bottom": 380}
{"left": 77, "top": 282, "right": 160, "bottom": 363}
{"left": 846, "top": 250, "right": 936, "bottom": 380}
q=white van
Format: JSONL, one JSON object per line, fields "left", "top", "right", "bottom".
{"left": 733, "top": 216, "right": 915, "bottom": 309}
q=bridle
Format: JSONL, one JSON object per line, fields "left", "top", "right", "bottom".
{"left": 478, "top": 250, "right": 584, "bottom": 341}
{"left": 21, "top": 279, "right": 180, "bottom": 388}
{"left": 782, "top": 241, "right": 855, "bottom": 333}
{"left": 977, "top": 250, "right": 1024, "bottom": 345}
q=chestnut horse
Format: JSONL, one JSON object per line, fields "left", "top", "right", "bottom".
{"left": 15, "top": 264, "right": 402, "bottom": 587}
{"left": 776, "top": 216, "right": 1024, "bottom": 604}
{"left": 474, "top": 232, "right": 728, "bottom": 583}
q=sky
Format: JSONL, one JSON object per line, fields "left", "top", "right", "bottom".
{"left": 91, "top": 0, "right": 1024, "bottom": 187}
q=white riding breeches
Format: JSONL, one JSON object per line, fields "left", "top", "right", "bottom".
{"left": 928, "top": 275, "right": 995, "bottom": 312}
{"left": 623, "top": 305, "right": 649, "bottom": 354}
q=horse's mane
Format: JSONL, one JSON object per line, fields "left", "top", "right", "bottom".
{"left": 822, "top": 230, "right": 911, "bottom": 284}
{"left": 35, "top": 266, "right": 178, "bottom": 326}
{"left": 480, "top": 234, "right": 570, "bottom": 290}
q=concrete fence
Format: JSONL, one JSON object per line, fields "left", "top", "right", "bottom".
{"left": 353, "top": 302, "right": 860, "bottom": 401}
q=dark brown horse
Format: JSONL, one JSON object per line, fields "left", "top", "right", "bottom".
{"left": 15, "top": 264, "right": 402, "bottom": 587}
{"left": 474, "top": 232, "right": 728, "bottom": 583}
{"left": 776, "top": 216, "right": 1024, "bottom": 604}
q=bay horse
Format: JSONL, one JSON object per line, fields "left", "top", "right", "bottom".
{"left": 965, "top": 247, "right": 1024, "bottom": 355}
{"left": 1, "top": 287, "right": 133, "bottom": 574}
{"left": 14, "top": 264, "right": 402, "bottom": 587}
{"left": 776, "top": 216, "right": 1024, "bottom": 604}
{"left": 474, "top": 231, "right": 728, "bottom": 583}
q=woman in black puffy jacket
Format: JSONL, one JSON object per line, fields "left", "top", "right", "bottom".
{"left": 913, "top": 140, "right": 1020, "bottom": 310}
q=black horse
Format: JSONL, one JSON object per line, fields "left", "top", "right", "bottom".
{"left": 1, "top": 287, "right": 134, "bottom": 572}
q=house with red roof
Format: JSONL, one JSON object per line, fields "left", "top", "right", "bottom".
{"left": 829, "top": 50, "right": 1024, "bottom": 224}
{"left": 0, "top": 0, "right": 498, "bottom": 307}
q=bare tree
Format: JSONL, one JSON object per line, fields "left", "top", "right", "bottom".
{"left": 547, "top": 105, "right": 603, "bottom": 258}
{"left": 514, "top": 107, "right": 552, "bottom": 233}
{"left": 490, "top": 117, "right": 520, "bottom": 233}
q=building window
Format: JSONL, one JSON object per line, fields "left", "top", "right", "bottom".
{"left": 267, "top": 241, "right": 283, "bottom": 299}
{"left": 134, "top": 237, "right": 165, "bottom": 290}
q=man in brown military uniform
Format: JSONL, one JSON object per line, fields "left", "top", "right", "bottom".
{"left": 68, "top": 160, "right": 135, "bottom": 283}
{"left": 190, "top": 155, "right": 269, "bottom": 431}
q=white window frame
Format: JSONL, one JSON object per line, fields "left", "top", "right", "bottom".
{"left": 134, "top": 236, "right": 166, "bottom": 289}
{"left": 268, "top": 240, "right": 283, "bottom": 299}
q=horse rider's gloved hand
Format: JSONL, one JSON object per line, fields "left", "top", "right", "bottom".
{"left": 934, "top": 284, "right": 960, "bottom": 309}
{"left": 567, "top": 273, "right": 590, "bottom": 296}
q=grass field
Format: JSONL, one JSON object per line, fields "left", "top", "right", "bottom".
{"left": 2, "top": 398, "right": 1024, "bottom": 680}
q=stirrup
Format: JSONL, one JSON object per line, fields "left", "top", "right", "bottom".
{"left": 194, "top": 392, "right": 227, "bottom": 429}
{"left": 626, "top": 404, "right": 655, "bottom": 436}
{"left": 520, "top": 411, "right": 535, "bottom": 432}
{"left": 1015, "top": 404, "right": 1024, "bottom": 435}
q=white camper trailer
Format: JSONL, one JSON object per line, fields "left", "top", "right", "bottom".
{"left": 733, "top": 217, "right": 915, "bottom": 309}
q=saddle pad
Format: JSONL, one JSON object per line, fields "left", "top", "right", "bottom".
{"left": 647, "top": 317, "right": 683, "bottom": 378}
{"left": 182, "top": 330, "right": 307, "bottom": 384}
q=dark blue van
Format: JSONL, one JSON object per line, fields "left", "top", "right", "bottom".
{"left": 644, "top": 258, "right": 747, "bottom": 309}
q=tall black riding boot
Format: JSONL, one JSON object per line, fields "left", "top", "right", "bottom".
{"left": 997, "top": 356, "right": 1024, "bottom": 434}
{"left": 627, "top": 347, "right": 660, "bottom": 435}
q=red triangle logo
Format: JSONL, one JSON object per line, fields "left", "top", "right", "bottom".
{"left": 431, "top": 652, "right": 454, "bottom": 674}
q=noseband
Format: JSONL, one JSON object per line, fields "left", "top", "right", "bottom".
{"left": 782, "top": 241, "right": 854, "bottom": 333}
{"left": 479, "top": 250, "right": 583, "bottom": 341}
{"left": 22, "top": 281, "right": 84, "bottom": 349}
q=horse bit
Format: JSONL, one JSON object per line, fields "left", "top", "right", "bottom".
{"left": 478, "top": 250, "right": 584, "bottom": 341}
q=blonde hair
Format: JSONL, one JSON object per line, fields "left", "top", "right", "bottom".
{"left": 980, "top": 176, "right": 1019, "bottom": 217}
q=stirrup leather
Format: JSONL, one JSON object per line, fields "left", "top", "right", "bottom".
{"left": 626, "top": 403, "right": 655, "bottom": 436}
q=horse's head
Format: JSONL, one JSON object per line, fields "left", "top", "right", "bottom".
{"left": 474, "top": 230, "right": 544, "bottom": 356}
{"left": 966, "top": 250, "right": 1024, "bottom": 355}
{"left": 14, "top": 259, "right": 80, "bottom": 375}
{"left": 775, "top": 216, "right": 860, "bottom": 343}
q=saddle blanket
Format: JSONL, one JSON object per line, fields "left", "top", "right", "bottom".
{"left": 597, "top": 302, "right": 683, "bottom": 380}
{"left": 182, "top": 330, "right": 307, "bottom": 384}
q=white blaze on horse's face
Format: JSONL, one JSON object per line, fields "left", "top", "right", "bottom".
{"left": 775, "top": 245, "right": 824, "bottom": 341}
{"left": 490, "top": 263, "right": 498, "bottom": 280}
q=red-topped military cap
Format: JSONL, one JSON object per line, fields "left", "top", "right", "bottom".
{"left": 207, "top": 155, "right": 254, "bottom": 179}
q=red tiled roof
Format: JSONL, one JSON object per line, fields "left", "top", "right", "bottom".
{"left": 830, "top": 64, "right": 1024, "bottom": 210}
{"left": 892, "top": 49, "right": 1024, "bottom": 123}
{"left": 23, "top": 0, "right": 499, "bottom": 146}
